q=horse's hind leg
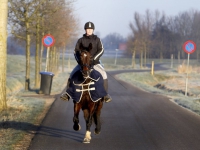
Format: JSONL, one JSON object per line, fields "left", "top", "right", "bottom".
{"left": 73, "top": 103, "right": 81, "bottom": 131}
{"left": 83, "top": 109, "right": 90, "bottom": 131}
{"left": 93, "top": 100, "right": 103, "bottom": 135}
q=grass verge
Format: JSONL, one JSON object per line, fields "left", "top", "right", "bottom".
{"left": 0, "top": 55, "right": 73, "bottom": 150}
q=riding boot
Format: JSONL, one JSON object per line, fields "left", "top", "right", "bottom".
{"left": 60, "top": 78, "right": 70, "bottom": 101}
{"left": 103, "top": 79, "right": 112, "bottom": 103}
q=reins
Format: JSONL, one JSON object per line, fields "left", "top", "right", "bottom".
{"left": 80, "top": 50, "right": 93, "bottom": 75}
{"left": 81, "top": 64, "right": 91, "bottom": 69}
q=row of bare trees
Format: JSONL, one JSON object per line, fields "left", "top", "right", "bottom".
{"left": 0, "top": 0, "right": 78, "bottom": 110}
{"left": 8, "top": 0, "right": 78, "bottom": 90}
{"left": 127, "top": 9, "right": 200, "bottom": 68}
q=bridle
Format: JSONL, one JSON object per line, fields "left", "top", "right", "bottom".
{"left": 80, "top": 50, "right": 92, "bottom": 77}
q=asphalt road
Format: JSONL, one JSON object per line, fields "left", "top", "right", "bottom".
{"left": 28, "top": 67, "right": 200, "bottom": 150}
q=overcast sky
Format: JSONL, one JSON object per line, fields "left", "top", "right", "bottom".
{"left": 73, "top": 0, "right": 200, "bottom": 38}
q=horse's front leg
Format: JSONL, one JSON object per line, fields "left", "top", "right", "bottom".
{"left": 82, "top": 109, "right": 91, "bottom": 143}
{"left": 83, "top": 104, "right": 95, "bottom": 143}
{"left": 73, "top": 102, "right": 81, "bottom": 131}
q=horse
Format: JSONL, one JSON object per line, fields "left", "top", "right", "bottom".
{"left": 72, "top": 43, "right": 104, "bottom": 143}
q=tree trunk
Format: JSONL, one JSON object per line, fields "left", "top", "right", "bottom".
{"left": 160, "top": 41, "right": 163, "bottom": 63}
{"left": 62, "top": 46, "right": 65, "bottom": 72}
{"left": 40, "top": 37, "right": 44, "bottom": 71}
{"left": 178, "top": 51, "right": 180, "bottom": 64}
{"left": 25, "top": 22, "right": 31, "bottom": 91}
{"left": 57, "top": 48, "right": 60, "bottom": 71}
{"left": 0, "top": 0, "right": 8, "bottom": 110}
{"left": 181, "top": 48, "right": 185, "bottom": 59}
{"left": 40, "top": 18, "right": 44, "bottom": 72}
{"left": 53, "top": 47, "right": 56, "bottom": 72}
{"left": 144, "top": 44, "right": 147, "bottom": 68}
{"left": 35, "top": 15, "right": 40, "bottom": 88}
{"left": 132, "top": 50, "right": 135, "bottom": 68}
{"left": 196, "top": 42, "right": 199, "bottom": 62}
{"left": 68, "top": 51, "right": 71, "bottom": 70}
{"left": 140, "top": 51, "right": 143, "bottom": 69}
{"left": 159, "top": 51, "right": 163, "bottom": 62}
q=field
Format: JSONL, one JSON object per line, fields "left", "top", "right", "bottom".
{"left": 1, "top": 55, "right": 200, "bottom": 149}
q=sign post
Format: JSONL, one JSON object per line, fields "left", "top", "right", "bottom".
{"left": 182, "top": 40, "right": 196, "bottom": 96}
{"left": 115, "top": 49, "right": 118, "bottom": 65}
{"left": 42, "top": 34, "right": 55, "bottom": 72}
{"left": 171, "top": 54, "right": 173, "bottom": 68}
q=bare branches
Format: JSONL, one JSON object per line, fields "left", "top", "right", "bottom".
{"left": 127, "top": 9, "right": 200, "bottom": 60}
{"left": 8, "top": 0, "right": 79, "bottom": 90}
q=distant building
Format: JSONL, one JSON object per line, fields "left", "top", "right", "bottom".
{"left": 118, "top": 43, "right": 127, "bottom": 50}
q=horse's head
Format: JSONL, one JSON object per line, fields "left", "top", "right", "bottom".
{"left": 79, "top": 43, "right": 93, "bottom": 78}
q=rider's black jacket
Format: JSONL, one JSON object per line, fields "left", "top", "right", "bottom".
{"left": 74, "top": 34, "right": 104, "bottom": 65}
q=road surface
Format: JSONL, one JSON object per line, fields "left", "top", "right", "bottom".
{"left": 29, "top": 68, "right": 200, "bottom": 150}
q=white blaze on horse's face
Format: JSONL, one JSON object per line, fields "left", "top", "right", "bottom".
{"left": 81, "top": 52, "right": 90, "bottom": 78}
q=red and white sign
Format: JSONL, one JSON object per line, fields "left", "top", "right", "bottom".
{"left": 42, "top": 34, "right": 55, "bottom": 47}
{"left": 183, "top": 40, "right": 196, "bottom": 54}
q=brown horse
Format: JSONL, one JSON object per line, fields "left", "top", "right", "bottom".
{"left": 73, "top": 43, "right": 104, "bottom": 143}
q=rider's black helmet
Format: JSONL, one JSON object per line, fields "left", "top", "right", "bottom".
{"left": 84, "top": 21, "right": 95, "bottom": 30}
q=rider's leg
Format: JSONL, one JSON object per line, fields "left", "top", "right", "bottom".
{"left": 103, "top": 79, "right": 112, "bottom": 102}
{"left": 60, "top": 78, "right": 71, "bottom": 101}
{"left": 93, "top": 64, "right": 112, "bottom": 103}
{"left": 60, "top": 65, "right": 81, "bottom": 101}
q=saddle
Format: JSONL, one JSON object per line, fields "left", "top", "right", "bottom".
{"left": 66, "top": 69, "right": 107, "bottom": 103}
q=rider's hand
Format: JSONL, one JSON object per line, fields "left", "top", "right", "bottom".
{"left": 90, "top": 57, "right": 94, "bottom": 65}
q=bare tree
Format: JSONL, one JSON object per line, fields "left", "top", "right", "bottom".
{"left": 127, "top": 9, "right": 200, "bottom": 61}
{"left": 8, "top": 0, "right": 77, "bottom": 89}
{"left": 0, "top": 0, "right": 8, "bottom": 110}
{"left": 173, "top": 11, "right": 193, "bottom": 59}
{"left": 128, "top": 11, "right": 153, "bottom": 68}
{"left": 191, "top": 10, "right": 200, "bottom": 60}
{"left": 42, "top": 0, "right": 78, "bottom": 72}
{"left": 127, "top": 35, "right": 136, "bottom": 68}
{"left": 33, "top": 0, "right": 68, "bottom": 86}
{"left": 8, "top": 0, "right": 49, "bottom": 90}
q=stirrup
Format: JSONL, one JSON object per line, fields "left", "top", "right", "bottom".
{"left": 104, "top": 94, "right": 112, "bottom": 103}
{"left": 60, "top": 92, "right": 70, "bottom": 101}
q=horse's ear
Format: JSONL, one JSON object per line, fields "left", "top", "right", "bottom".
{"left": 79, "top": 43, "right": 84, "bottom": 50}
{"left": 88, "top": 43, "right": 92, "bottom": 52}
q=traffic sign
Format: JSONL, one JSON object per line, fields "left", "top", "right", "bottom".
{"left": 183, "top": 40, "right": 196, "bottom": 54}
{"left": 42, "top": 34, "right": 55, "bottom": 47}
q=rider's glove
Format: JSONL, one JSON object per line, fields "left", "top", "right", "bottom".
{"left": 90, "top": 56, "right": 94, "bottom": 66}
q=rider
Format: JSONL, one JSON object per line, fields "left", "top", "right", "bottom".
{"left": 61, "top": 21, "right": 112, "bottom": 103}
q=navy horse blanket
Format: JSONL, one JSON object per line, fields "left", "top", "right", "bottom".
{"left": 66, "top": 69, "right": 107, "bottom": 103}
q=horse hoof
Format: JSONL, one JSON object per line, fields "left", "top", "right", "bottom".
{"left": 83, "top": 138, "right": 90, "bottom": 143}
{"left": 73, "top": 124, "right": 81, "bottom": 131}
{"left": 94, "top": 128, "right": 100, "bottom": 135}
{"left": 83, "top": 131, "right": 91, "bottom": 143}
